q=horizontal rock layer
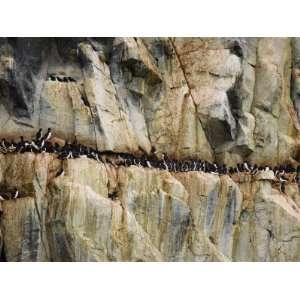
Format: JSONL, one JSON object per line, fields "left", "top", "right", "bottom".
{"left": 1, "top": 153, "right": 300, "bottom": 261}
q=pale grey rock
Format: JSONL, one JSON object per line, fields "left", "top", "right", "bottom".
{"left": 236, "top": 112, "right": 255, "bottom": 153}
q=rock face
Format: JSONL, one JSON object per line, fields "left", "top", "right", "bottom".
{"left": 1, "top": 37, "right": 300, "bottom": 261}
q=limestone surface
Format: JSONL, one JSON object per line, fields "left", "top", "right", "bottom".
{"left": 1, "top": 38, "right": 300, "bottom": 261}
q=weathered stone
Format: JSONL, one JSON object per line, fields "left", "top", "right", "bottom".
{"left": 1, "top": 38, "right": 300, "bottom": 261}
{"left": 234, "top": 181, "right": 300, "bottom": 261}
{"left": 255, "top": 170, "right": 276, "bottom": 181}
{"left": 0, "top": 153, "right": 299, "bottom": 261}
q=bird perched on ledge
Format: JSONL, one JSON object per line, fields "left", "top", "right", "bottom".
{"left": 12, "top": 189, "right": 19, "bottom": 199}
{"left": 1, "top": 127, "right": 300, "bottom": 197}
{"left": 43, "top": 128, "right": 52, "bottom": 142}
{"left": 279, "top": 176, "right": 288, "bottom": 194}
{"left": 36, "top": 128, "right": 43, "bottom": 141}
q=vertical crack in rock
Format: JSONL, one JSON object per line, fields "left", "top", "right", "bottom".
{"left": 168, "top": 38, "right": 212, "bottom": 160}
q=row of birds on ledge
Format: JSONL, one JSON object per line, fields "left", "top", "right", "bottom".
{"left": 0, "top": 128, "right": 299, "bottom": 200}
{"left": 47, "top": 75, "right": 77, "bottom": 83}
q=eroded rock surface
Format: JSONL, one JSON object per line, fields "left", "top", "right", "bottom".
{"left": 1, "top": 38, "right": 300, "bottom": 261}
{"left": 0, "top": 154, "right": 300, "bottom": 261}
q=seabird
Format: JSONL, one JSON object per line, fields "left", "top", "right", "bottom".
{"left": 0, "top": 138, "right": 9, "bottom": 154}
{"left": 7, "top": 140, "right": 16, "bottom": 153}
{"left": 20, "top": 136, "right": 30, "bottom": 147}
{"left": 243, "top": 162, "right": 251, "bottom": 172}
{"left": 162, "top": 159, "right": 169, "bottom": 171}
{"left": 31, "top": 140, "right": 40, "bottom": 152}
{"left": 43, "top": 128, "right": 52, "bottom": 141}
{"left": 278, "top": 169, "right": 285, "bottom": 178}
{"left": 36, "top": 128, "right": 43, "bottom": 141}
{"left": 93, "top": 152, "right": 101, "bottom": 162}
{"left": 251, "top": 164, "right": 258, "bottom": 175}
{"left": 0, "top": 146, "right": 6, "bottom": 154}
{"left": 1, "top": 138, "right": 6, "bottom": 147}
{"left": 279, "top": 176, "right": 288, "bottom": 194}
{"left": 0, "top": 138, "right": 7, "bottom": 149}
{"left": 40, "top": 138, "right": 45, "bottom": 148}
{"left": 79, "top": 146, "right": 87, "bottom": 158}
{"left": 18, "top": 136, "right": 30, "bottom": 152}
{"left": 66, "top": 150, "right": 73, "bottom": 159}
{"left": 12, "top": 189, "right": 19, "bottom": 199}
{"left": 133, "top": 158, "right": 142, "bottom": 168}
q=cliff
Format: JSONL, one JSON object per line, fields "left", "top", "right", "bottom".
{"left": 1, "top": 37, "right": 300, "bottom": 261}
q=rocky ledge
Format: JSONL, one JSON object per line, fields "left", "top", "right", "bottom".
{"left": 1, "top": 37, "right": 300, "bottom": 261}
{"left": 1, "top": 153, "right": 300, "bottom": 261}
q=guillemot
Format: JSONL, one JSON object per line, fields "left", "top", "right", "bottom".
{"left": 43, "top": 128, "right": 52, "bottom": 142}
{"left": 36, "top": 128, "right": 43, "bottom": 141}
{"left": 12, "top": 189, "right": 19, "bottom": 199}
{"left": 7, "top": 140, "right": 16, "bottom": 153}
{"left": 279, "top": 176, "right": 288, "bottom": 194}
{"left": 243, "top": 162, "right": 251, "bottom": 172}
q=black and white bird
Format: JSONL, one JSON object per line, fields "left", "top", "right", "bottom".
{"left": 12, "top": 189, "right": 19, "bottom": 199}
{"left": 36, "top": 128, "right": 43, "bottom": 141}
{"left": 145, "top": 158, "right": 153, "bottom": 169}
{"left": 43, "top": 128, "right": 52, "bottom": 141}
{"left": 278, "top": 169, "right": 286, "bottom": 178}
{"left": 39, "top": 138, "right": 45, "bottom": 149}
{"left": 162, "top": 160, "right": 169, "bottom": 171}
{"left": 210, "top": 163, "right": 219, "bottom": 175}
{"left": 66, "top": 150, "right": 73, "bottom": 159}
{"left": 31, "top": 140, "right": 40, "bottom": 152}
{"left": 243, "top": 162, "right": 251, "bottom": 172}
{"left": 0, "top": 138, "right": 8, "bottom": 153}
{"left": 251, "top": 164, "right": 258, "bottom": 175}
{"left": 279, "top": 176, "right": 288, "bottom": 194}
{"left": 7, "top": 140, "right": 16, "bottom": 153}
{"left": 1, "top": 138, "right": 7, "bottom": 148}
